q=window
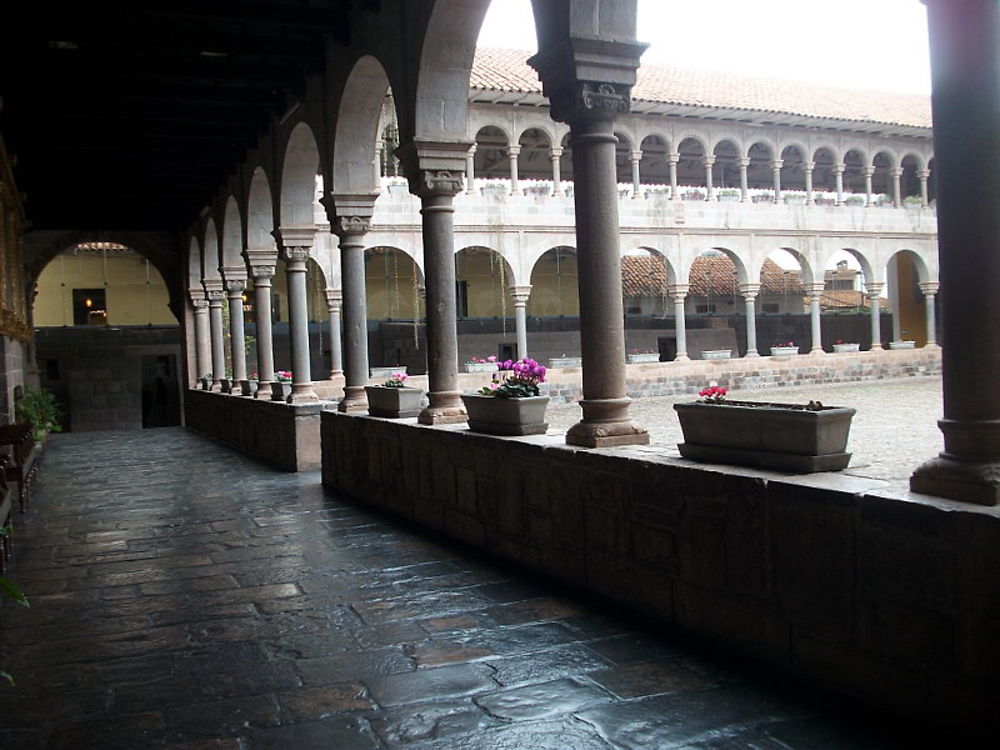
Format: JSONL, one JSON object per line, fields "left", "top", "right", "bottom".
{"left": 762, "top": 303, "right": 780, "bottom": 314}
{"left": 695, "top": 303, "right": 717, "bottom": 314}
{"left": 72, "top": 288, "right": 106, "bottom": 325}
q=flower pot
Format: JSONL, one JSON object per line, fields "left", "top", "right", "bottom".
{"left": 464, "top": 362, "right": 497, "bottom": 373}
{"left": 674, "top": 400, "right": 856, "bottom": 473}
{"left": 365, "top": 385, "right": 423, "bottom": 418}
{"left": 371, "top": 365, "right": 407, "bottom": 379}
{"left": 770, "top": 346, "right": 799, "bottom": 357}
{"left": 547, "top": 356, "right": 582, "bottom": 369}
{"left": 627, "top": 353, "right": 660, "bottom": 364}
{"left": 461, "top": 394, "right": 549, "bottom": 436}
{"left": 833, "top": 343, "right": 860, "bottom": 353}
{"left": 271, "top": 382, "right": 292, "bottom": 401}
{"left": 890, "top": 340, "right": 916, "bottom": 349}
{"left": 219, "top": 377, "right": 233, "bottom": 394}
{"left": 701, "top": 349, "right": 732, "bottom": 360}
{"left": 200, "top": 377, "right": 212, "bottom": 390}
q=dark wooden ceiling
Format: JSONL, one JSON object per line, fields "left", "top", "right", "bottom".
{"left": 1, "top": 0, "right": 355, "bottom": 232}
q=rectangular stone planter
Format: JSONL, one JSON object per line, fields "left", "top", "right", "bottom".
{"left": 890, "top": 340, "right": 916, "bottom": 349}
{"left": 770, "top": 346, "right": 799, "bottom": 357}
{"left": 833, "top": 343, "right": 860, "bottom": 353}
{"left": 701, "top": 349, "right": 732, "bottom": 360}
{"left": 370, "top": 365, "right": 407, "bottom": 379}
{"left": 464, "top": 362, "right": 497, "bottom": 373}
{"left": 460, "top": 394, "right": 549, "bottom": 436}
{"left": 547, "top": 357, "right": 582, "bottom": 368}
{"left": 627, "top": 353, "right": 660, "bottom": 364}
{"left": 674, "top": 400, "right": 856, "bottom": 472}
{"left": 365, "top": 385, "right": 423, "bottom": 419}
{"left": 271, "top": 382, "right": 292, "bottom": 401}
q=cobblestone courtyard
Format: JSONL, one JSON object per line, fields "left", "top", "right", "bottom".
{"left": 550, "top": 375, "right": 944, "bottom": 484}
{"left": 0, "top": 419, "right": 941, "bottom": 748}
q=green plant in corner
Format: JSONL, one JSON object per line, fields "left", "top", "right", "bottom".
{"left": 15, "top": 388, "right": 63, "bottom": 442}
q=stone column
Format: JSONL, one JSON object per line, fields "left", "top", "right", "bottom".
{"left": 911, "top": 0, "right": 1000, "bottom": 505}
{"left": 529, "top": 44, "right": 649, "bottom": 447}
{"left": 374, "top": 142, "right": 384, "bottom": 187}
{"left": 508, "top": 144, "right": 521, "bottom": 195}
{"left": 866, "top": 281, "right": 884, "bottom": 350}
{"left": 738, "top": 157, "right": 750, "bottom": 202}
{"left": 739, "top": 283, "right": 760, "bottom": 357}
{"left": 331, "top": 211, "right": 373, "bottom": 413}
{"left": 190, "top": 293, "right": 211, "bottom": 383}
{"left": 630, "top": 150, "right": 642, "bottom": 198}
{"left": 224, "top": 277, "right": 251, "bottom": 395}
{"left": 669, "top": 284, "right": 689, "bottom": 361}
{"left": 206, "top": 285, "right": 226, "bottom": 391}
{"left": 465, "top": 145, "right": 477, "bottom": 195}
{"left": 833, "top": 163, "right": 845, "bottom": 205}
{"left": 509, "top": 285, "right": 532, "bottom": 359}
{"left": 919, "top": 281, "right": 939, "bottom": 348}
{"left": 276, "top": 231, "right": 319, "bottom": 403}
{"left": 550, "top": 147, "right": 564, "bottom": 196}
{"left": 917, "top": 168, "right": 931, "bottom": 207}
{"left": 772, "top": 159, "right": 784, "bottom": 202}
{"left": 397, "top": 141, "right": 469, "bottom": 425}
{"left": 667, "top": 151, "right": 680, "bottom": 200}
{"left": 703, "top": 155, "right": 716, "bottom": 200}
{"left": 246, "top": 259, "right": 276, "bottom": 400}
{"left": 863, "top": 166, "right": 875, "bottom": 206}
{"left": 890, "top": 167, "right": 903, "bottom": 208}
{"left": 805, "top": 283, "right": 825, "bottom": 354}
{"left": 804, "top": 161, "right": 815, "bottom": 205}
{"left": 325, "top": 289, "right": 344, "bottom": 377}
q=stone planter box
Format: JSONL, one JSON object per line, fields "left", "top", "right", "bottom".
{"left": 219, "top": 377, "right": 233, "bottom": 394}
{"left": 674, "top": 400, "right": 856, "bottom": 472}
{"left": 770, "top": 346, "right": 799, "bottom": 357}
{"left": 890, "top": 340, "right": 916, "bottom": 350}
{"left": 701, "top": 349, "right": 732, "bottom": 360}
{"left": 371, "top": 365, "right": 407, "bottom": 379}
{"left": 272, "top": 382, "right": 292, "bottom": 401}
{"left": 626, "top": 353, "right": 660, "bottom": 364}
{"left": 833, "top": 343, "right": 860, "bottom": 353}
{"left": 365, "top": 385, "right": 423, "bottom": 419}
{"left": 464, "top": 362, "right": 497, "bottom": 373}
{"left": 548, "top": 357, "right": 582, "bottom": 368}
{"left": 200, "top": 377, "right": 213, "bottom": 390}
{"left": 717, "top": 193, "right": 741, "bottom": 202}
{"left": 461, "top": 394, "right": 549, "bottom": 436}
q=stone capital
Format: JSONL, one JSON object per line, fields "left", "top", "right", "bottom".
{"left": 739, "top": 158, "right": 751, "bottom": 169}
{"left": 889, "top": 167, "right": 903, "bottom": 178}
{"left": 468, "top": 144, "right": 478, "bottom": 156}
{"left": 804, "top": 161, "right": 816, "bottom": 171}
{"left": 866, "top": 282, "right": 885, "bottom": 298}
{"left": 919, "top": 280, "right": 940, "bottom": 296}
{"left": 281, "top": 245, "right": 311, "bottom": 264}
{"left": 668, "top": 283, "right": 689, "bottom": 299}
{"left": 832, "top": 164, "right": 846, "bottom": 175}
{"left": 917, "top": 168, "right": 931, "bottom": 179}
{"left": 508, "top": 285, "right": 532, "bottom": 305}
{"left": 630, "top": 150, "right": 643, "bottom": 163}
{"left": 396, "top": 139, "right": 471, "bottom": 198}
{"left": 667, "top": 152, "right": 680, "bottom": 165}
{"left": 206, "top": 289, "right": 226, "bottom": 303}
{"left": 703, "top": 156, "right": 716, "bottom": 167}
{"left": 224, "top": 278, "right": 247, "bottom": 294}
{"left": 549, "top": 147, "right": 564, "bottom": 159}
{"left": 804, "top": 282, "right": 825, "bottom": 298}
{"left": 863, "top": 166, "right": 876, "bottom": 178}
{"left": 202, "top": 278, "right": 224, "bottom": 295}
{"left": 333, "top": 215, "right": 371, "bottom": 238}
{"left": 738, "top": 283, "right": 761, "bottom": 300}
{"left": 772, "top": 159, "right": 784, "bottom": 170}
{"left": 249, "top": 265, "right": 276, "bottom": 281}
{"left": 273, "top": 226, "right": 315, "bottom": 253}
{"left": 507, "top": 144, "right": 521, "bottom": 157}
{"left": 190, "top": 297, "right": 209, "bottom": 311}
{"left": 325, "top": 289, "right": 343, "bottom": 309}
{"left": 220, "top": 265, "right": 248, "bottom": 283}
{"left": 546, "top": 80, "right": 634, "bottom": 124}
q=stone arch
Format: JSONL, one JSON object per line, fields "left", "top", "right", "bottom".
{"left": 759, "top": 250, "right": 808, "bottom": 316}
{"left": 528, "top": 246, "right": 579, "bottom": 317}
{"left": 615, "top": 130, "right": 634, "bottom": 184}
{"left": 202, "top": 218, "right": 221, "bottom": 283}
{"left": 332, "top": 55, "right": 393, "bottom": 195}
{"left": 517, "top": 127, "right": 553, "bottom": 182}
{"left": 766, "top": 246, "right": 817, "bottom": 286}
{"left": 872, "top": 150, "right": 895, "bottom": 197}
{"left": 621, "top": 247, "right": 675, "bottom": 317}
{"left": 712, "top": 139, "right": 741, "bottom": 193}
{"left": 365, "top": 246, "right": 426, "bottom": 322}
{"left": 812, "top": 146, "right": 838, "bottom": 194}
{"left": 842, "top": 148, "right": 868, "bottom": 196}
{"left": 687, "top": 249, "right": 747, "bottom": 316}
{"left": 676, "top": 136, "right": 708, "bottom": 192}
{"left": 900, "top": 153, "right": 923, "bottom": 200}
{"left": 221, "top": 196, "right": 244, "bottom": 271}
{"left": 279, "top": 121, "right": 322, "bottom": 228}
{"left": 474, "top": 125, "right": 512, "bottom": 180}
{"left": 822, "top": 247, "right": 876, "bottom": 288}
{"left": 638, "top": 134, "right": 670, "bottom": 185}
{"left": 455, "top": 245, "right": 517, "bottom": 318}
{"left": 247, "top": 167, "right": 275, "bottom": 251}
{"left": 779, "top": 144, "right": 807, "bottom": 192}
{"left": 187, "top": 236, "right": 202, "bottom": 288}
{"left": 746, "top": 141, "right": 775, "bottom": 191}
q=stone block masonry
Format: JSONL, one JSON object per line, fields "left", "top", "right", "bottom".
{"left": 322, "top": 408, "right": 1000, "bottom": 733}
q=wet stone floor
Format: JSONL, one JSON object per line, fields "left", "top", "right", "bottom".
{"left": 0, "top": 428, "right": 924, "bottom": 749}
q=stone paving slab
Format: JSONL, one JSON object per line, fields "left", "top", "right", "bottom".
{"left": 0, "top": 428, "right": 936, "bottom": 748}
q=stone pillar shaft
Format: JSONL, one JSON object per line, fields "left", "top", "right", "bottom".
{"left": 867, "top": 284, "right": 884, "bottom": 350}
{"left": 251, "top": 269, "right": 276, "bottom": 400}
{"left": 740, "top": 286, "right": 759, "bottom": 357}
{"left": 772, "top": 159, "right": 783, "bottom": 202}
{"left": 630, "top": 151, "right": 642, "bottom": 198}
{"left": 918, "top": 168, "right": 931, "bottom": 207}
{"left": 671, "top": 288, "right": 689, "bottom": 361}
{"left": 226, "top": 280, "right": 250, "bottom": 394}
{"left": 510, "top": 285, "right": 532, "bottom": 359}
{"left": 465, "top": 145, "right": 477, "bottom": 195}
{"left": 326, "top": 292, "right": 344, "bottom": 377}
{"left": 834, "top": 164, "right": 845, "bottom": 205}
{"left": 508, "top": 144, "right": 521, "bottom": 195}
{"left": 703, "top": 156, "right": 715, "bottom": 201}
{"left": 923, "top": 288, "right": 938, "bottom": 347}
{"left": 282, "top": 246, "right": 318, "bottom": 402}
{"left": 550, "top": 148, "right": 563, "bottom": 196}
{"left": 192, "top": 298, "right": 211, "bottom": 381}
{"left": 864, "top": 166, "right": 875, "bottom": 206}
{"left": 739, "top": 158, "right": 750, "bottom": 202}
{"left": 890, "top": 167, "right": 903, "bottom": 208}
{"left": 207, "top": 290, "right": 226, "bottom": 391}
{"left": 806, "top": 284, "right": 824, "bottom": 354}
{"left": 804, "top": 163, "right": 815, "bottom": 206}
{"left": 337, "top": 226, "right": 370, "bottom": 413}
{"left": 668, "top": 153, "right": 680, "bottom": 200}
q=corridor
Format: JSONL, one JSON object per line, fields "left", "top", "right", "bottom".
{"left": 0, "top": 428, "right": 923, "bottom": 748}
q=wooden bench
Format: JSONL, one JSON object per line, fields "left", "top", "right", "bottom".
{"left": 0, "top": 455, "right": 12, "bottom": 572}
{"left": 0, "top": 423, "right": 41, "bottom": 513}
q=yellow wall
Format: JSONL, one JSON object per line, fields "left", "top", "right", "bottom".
{"left": 455, "top": 250, "right": 511, "bottom": 317}
{"left": 366, "top": 251, "right": 423, "bottom": 319}
{"left": 34, "top": 253, "right": 177, "bottom": 326}
{"left": 894, "top": 252, "right": 926, "bottom": 346}
{"left": 528, "top": 249, "right": 579, "bottom": 316}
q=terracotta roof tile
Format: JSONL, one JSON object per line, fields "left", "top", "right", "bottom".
{"left": 471, "top": 48, "right": 932, "bottom": 130}
{"left": 621, "top": 255, "right": 804, "bottom": 297}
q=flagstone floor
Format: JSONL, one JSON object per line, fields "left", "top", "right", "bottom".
{"left": 0, "top": 425, "right": 938, "bottom": 748}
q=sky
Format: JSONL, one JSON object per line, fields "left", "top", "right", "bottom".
{"left": 478, "top": 0, "right": 931, "bottom": 94}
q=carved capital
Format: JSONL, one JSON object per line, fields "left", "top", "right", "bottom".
{"left": 191, "top": 298, "right": 209, "bottom": 311}
{"left": 282, "top": 245, "right": 311, "bottom": 263}
{"left": 334, "top": 215, "right": 371, "bottom": 239}
{"left": 866, "top": 282, "right": 885, "bottom": 298}
{"left": 547, "top": 81, "right": 632, "bottom": 124}
{"left": 919, "top": 281, "right": 940, "bottom": 296}
{"left": 206, "top": 289, "right": 226, "bottom": 303}
{"left": 738, "top": 283, "right": 761, "bottom": 300}
{"left": 412, "top": 170, "right": 464, "bottom": 199}
{"left": 508, "top": 285, "right": 532, "bottom": 305}
{"left": 739, "top": 158, "right": 751, "bottom": 169}
{"left": 507, "top": 144, "right": 521, "bottom": 157}
{"left": 224, "top": 278, "right": 247, "bottom": 294}
{"left": 325, "top": 289, "right": 343, "bottom": 308}
{"left": 863, "top": 166, "right": 876, "bottom": 178}
{"left": 250, "top": 265, "right": 276, "bottom": 281}
{"left": 917, "top": 168, "right": 931, "bottom": 179}
{"left": 804, "top": 282, "right": 825, "bottom": 298}
{"left": 804, "top": 161, "right": 816, "bottom": 172}
{"left": 772, "top": 159, "right": 784, "bottom": 171}
{"left": 703, "top": 156, "right": 716, "bottom": 168}
{"left": 832, "top": 164, "right": 846, "bottom": 175}
{"left": 549, "top": 147, "right": 563, "bottom": 159}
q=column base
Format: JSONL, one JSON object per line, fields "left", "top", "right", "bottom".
{"left": 288, "top": 384, "right": 319, "bottom": 404}
{"left": 674, "top": 353, "right": 690, "bottom": 363}
{"left": 418, "top": 391, "right": 467, "bottom": 425}
{"left": 910, "top": 454, "right": 1000, "bottom": 506}
{"left": 924, "top": 343, "right": 941, "bottom": 350}
{"left": 566, "top": 397, "right": 649, "bottom": 448}
{"left": 809, "top": 348, "right": 826, "bottom": 355}
{"left": 329, "top": 369, "right": 344, "bottom": 379}
{"left": 869, "top": 344, "right": 884, "bottom": 351}
{"left": 210, "top": 381, "right": 224, "bottom": 393}
{"left": 745, "top": 350, "right": 760, "bottom": 358}
{"left": 255, "top": 383, "right": 273, "bottom": 400}
{"left": 338, "top": 385, "right": 368, "bottom": 413}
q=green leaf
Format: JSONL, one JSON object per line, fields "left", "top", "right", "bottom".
{"left": 1, "top": 669, "right": 14, "bottom": 686}
{"left": 0, "top": 576, "right": 29, "bottom": 607}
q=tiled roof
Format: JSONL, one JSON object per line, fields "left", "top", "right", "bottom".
{"left": 471, "top": 48, "right": 932, "bottom": 130}
{"left": 621, "top": 255, "right": 804, "bottom": 298}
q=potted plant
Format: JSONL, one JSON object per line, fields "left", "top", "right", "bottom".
{"left": 461, "top": 358, "right": 549, "bottom": 436}
{"left": 674, "top": 385, "right": 856, "bottom": 472}
{"left": 717, "top": 187, "right": 740, "bottom": 202}
{"left": 464, "top": 356, "right": 497, "bottom": 373}
{"left": 770, "top": 341, "right": 798, "bottom": 357}
{"left": 701, "top": 349, "right": 732, "bottom": 360}
{"left": 200, "top": 373, "right": 213, "bottom": 390}
{"left": 890, "top": 340, "right": 916, "bottom": 349}
{"left": 272, "top": 370, "right": 293, "bottom": 401}
{"left": 832, "top": 340, "right": 860, "bottom": 353}
{"left": 365, "top": 372, "right": 423, "bottom": 419}
{"left": 15, "top": 388, "right": 63, "bottom": 443}
{"left": 627, "top": 348, "right": 660, "bottom": 364}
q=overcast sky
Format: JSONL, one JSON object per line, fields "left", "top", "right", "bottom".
{"left": 478, "top": 0, "right": 931, "bottom": 94}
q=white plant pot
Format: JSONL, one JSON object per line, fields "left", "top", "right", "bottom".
{"left": 464, "top": 362, "right": 497, "bottom": 373}
{"left": 371, "top": 365, "right": 407, "bottom": 379}
{"left": 701, "top": 349, "right": 732, "bottom": 360}
{"left": 770, "top": 346, "right": 799, "bottom": 357}
{"left": 461, "top": 394, "right": 549, "bottom": 436}
{"left": 890, "top": 340, "right": 916, "bottom": 349}
{"left": 833, "top": 343, "right": 860, "bottom": 353}
{"left": 547, "top": 357, "right": 582, "bottom": 368}
{"left": 627, "top": 353, "right": 660, "bottom": 364}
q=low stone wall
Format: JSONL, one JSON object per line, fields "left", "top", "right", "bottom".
{"left": 321, "top": 409, "right": 998, "bottom": 732}
{"left": 185, "top": 389, "right": 321, "bottom": 471}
